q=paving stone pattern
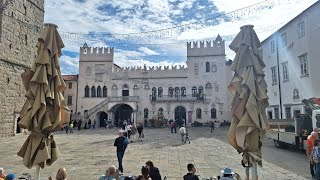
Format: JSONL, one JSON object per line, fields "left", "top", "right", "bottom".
{"left": 0, "top": 127, "right": 307, "bottom": 180}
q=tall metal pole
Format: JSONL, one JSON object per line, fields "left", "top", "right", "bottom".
{"left": 276, "top": 37, "right": 283, "bottom": 119}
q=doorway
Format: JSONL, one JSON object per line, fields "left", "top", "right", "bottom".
{"left": 99, "top": 112, "right": 108, "bottom": 127}
{"left": 175, "top": 106, "right": 186, "bottom": 126}
{"left": 115, "top": 104, "right": 133, "bottom": 126}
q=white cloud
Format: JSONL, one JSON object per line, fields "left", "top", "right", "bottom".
{"left": 138, "top": 47, "right": 160, "bottom": 55}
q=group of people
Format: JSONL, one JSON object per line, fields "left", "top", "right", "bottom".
{"left": 65, "top": 118, "right": 96, "bottom": 133}
{"left": 0, "top": 167, "right": 67, "bottom": 180}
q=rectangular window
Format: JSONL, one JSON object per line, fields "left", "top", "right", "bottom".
{"left": 297, "top": 21, "right": 305, "bottom": 38}
{"left": 281, "top": 33, "right": 287, "bottom": 47}
{"left": 268, "top": 111, "right": 273, "bottom": 119}
{"left": 299, "top": 53, "right": 309, "bottom": 76}
{"left": 274, "top": 107, "right": 279, "bottom": 119}
{"left": 271, "top": 41, "right": 275, "bottom": 53}
{"left": 271, "top": 66, "right": 277, "bottom": 84}
{"left": 67, "top": 96, "right": 72, "bottom": 105}
{"left": 285, "top": 107, "right": 291, "bottom": 119}
{"left": 68, "top": 82, "right": 72, "bottom": 89}
{"left": 282, "top": 62, "right": 288, "bottom": 81}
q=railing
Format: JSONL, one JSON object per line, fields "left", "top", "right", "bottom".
{"left": 108, "top": 96, "right": 139, "bottom": 102}
{"left": 150, "top": 94, "right": 207, "bottom": 102}
{"left": 84, "top": 98, "right": 109, "bottom": 118}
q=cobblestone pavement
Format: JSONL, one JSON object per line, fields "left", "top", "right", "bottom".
{"left": 0, "top": 127, "right": 308, "bottom": 180}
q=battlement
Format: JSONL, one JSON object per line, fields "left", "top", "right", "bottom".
{"left": 187, "top": 35, "right": 225, "bottom": 57}
{"left": 113, "top": 64, "right": 188, "bottom": 73}
{"left": 80, "top": 43, "right": 114, "bottom": 62}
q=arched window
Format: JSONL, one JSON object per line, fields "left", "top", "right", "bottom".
{"left": 192, "top": 86, "right": 197, "bottom": 97}
{"left": 158, "top": 108, "right": 164, "bottom": 115}
{"left": 112, "top": 84, "right": 117, "bottom": 89}
{"left": 152, "top": 87, "right": 157, "bottom": 101}
{"left": 181, "top": 87, "right": 186, "bottom": 97}
{"left": 206, "top": 62, "right": 210, "bottom": 72}
{"left": 97, "top": 86, "right": 102, "bottom": 97}
{"left": 144, "top": 108, "right": 149, "bottom": 119}
{"left": 91, "top": 86, "right": 96, "bottom": 97}
{"left": 196, "top": 108, "right": 202, "bottom": 119}
{"left": 175, "top": 87, "right": 180, "bottom": 97}
{"left": 168, "top": 87, "right": 173, "bottom": 97}
{"left": 122, "top": 84, "right": 129, "bottom": 89}
{"left": 158, "top": 87, "right": 163, "bottom": 97}
{"left": 206, "top": 83, "right": 212, "bottom": 88}
{"left": 133, "top": 84, "right": 138, "bottom": 89}
{"left": 85, "top": 85, "right": 90, "bottom": 97}
{"left": 293, "top": 89, "right": 299, "bottom": 99}
{"left": 103, "top": 86, "right": 107, "bottom": 97}
{"left": 211, "top": 108, "right": 217, "bottom": 119}
{"left": 199, "top": 86, "right": 204, "bottom": 100}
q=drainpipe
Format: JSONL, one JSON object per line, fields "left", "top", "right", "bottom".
{"left": 76, "top": 75, "right": 79, "bottom": 112}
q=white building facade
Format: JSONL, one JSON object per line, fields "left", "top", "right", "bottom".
{"left": 261, "top": 1, "right": 320, "bottom": 120}
{"left": 75, "top": 35, "right": 232, "bottom": 127}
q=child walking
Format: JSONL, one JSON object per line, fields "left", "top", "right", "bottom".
{"left": 184, "top": 129, "right": 190, "bottom": 144}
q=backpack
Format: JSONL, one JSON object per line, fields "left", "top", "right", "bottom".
{"left": 309, "top": 147, "right": 319, "bottom": 165}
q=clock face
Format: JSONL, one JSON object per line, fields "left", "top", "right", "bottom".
{"left": 86, "top": 66, "right": 92, "bottom": 76}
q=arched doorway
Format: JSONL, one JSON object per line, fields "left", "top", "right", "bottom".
{"left": 99, "top": 112, "right": 108, "bottom": 127}
{"left": 115, "top": 104, "right": 133, "bottom": 127}
{"left": 175, "top": 106, "right": 186, "bottom": 126}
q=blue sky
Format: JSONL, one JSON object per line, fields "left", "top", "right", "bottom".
{"left": 44, "top": 0, "right": 318, "bottom": 75}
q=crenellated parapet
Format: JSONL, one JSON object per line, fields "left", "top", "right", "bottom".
{"left": 187, "top": 35, "right": 225, "bottom": 57}
{"left": 80, "top": 42, "right": 114, "bottom": 62}
{"left": 113, "top": 64, "right": 187, "bottom": 73}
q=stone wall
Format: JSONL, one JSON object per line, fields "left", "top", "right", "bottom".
{"left": 0, "top": 0, "right": 44, "bottom": 136}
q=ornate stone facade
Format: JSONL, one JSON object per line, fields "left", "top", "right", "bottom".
{"left": 69, "top": 35, "right": 233, "bottom": 127}
{"left": 0, "top": 0, "right": 44, "bottom": 136}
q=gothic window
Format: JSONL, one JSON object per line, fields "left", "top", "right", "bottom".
{"left": 112, "top": 84, "right": 117, "bottom": 89}
{"left": 211, "top": 108, "right": 217, "bottom": 119}
{"left": 199, "top": 86, "right": 204, "bottom": 100}
{"left": 103, "top": 86, "right": 107, "bottom": 97}
{"left": 175, "top": 87, "right": 180, "bottom": 97}
{"left": 133, "top": 84, "right": 138, "bottom": 89}
{"left": 192, "top": 86, "right": 197, "bottom": 97}
{"left": 168, "top": 87, "right": 173, "bottom": 97}
{"left": 152, "top": 87, "right": 157, "bottom": 101}
{"left": 158, "top": 87, "right": 163, "bottom": 97}
{"left": 293, "top": 89, "right": 300, "bottom": 99}
{"left": 97, "top": 86, "right": 102, "bottom": 97}
{"left": 91, "top": 86, "right": 96, "bottom": 97}
{"left": 85, "top": 85, "right": 90, "bottom": 97}
{"left": 206, "top": 62, "right": 210, "bottom": 72}
{"left": 181, "top": 87, "right": 186, "bottom": 97}
{"left": 211, "top": 63, "right": 217, "bottom": 72}
{"left": 196, "top": 108, "right": 202, "bottom": 119}
{"left": 122, "top": 84, "right": 129, "bottom": 89}
{"left": 158, "top": 108, "right": 164, "bottom": 115}
{"left": 206, "top": 83, "right": 212, "bottom": 88}
{"left": 144, "top": 108, "right": 149, "bottom": 119}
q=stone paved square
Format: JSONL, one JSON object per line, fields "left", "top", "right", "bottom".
{"left": 0, "top": 127, "right": 307, "bottom": 180}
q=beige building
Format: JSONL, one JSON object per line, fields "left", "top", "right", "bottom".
{"left": 72, "top": 36, "right": 233, "bottom": 127}
{"left": 62, "top": 75, "right": 79, "bottom": 114}
{"left": 261, "top": 1, "right": 320, "bottom": 120}
{"left": 0, "top": 0, "right": 44, "bottom": 136}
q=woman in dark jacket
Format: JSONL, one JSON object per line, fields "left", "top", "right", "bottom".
{"left": 137, "top": 123, "right": 144, "bottom": 141}
{"left": 146, "top": 161, "right": 161, "bottom": 180}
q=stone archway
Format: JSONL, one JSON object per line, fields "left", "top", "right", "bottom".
{"left": 114, "top": 104, "right": 133, "bottom": 127}
{"left": 98, "top": 112, "right": 108, "bottom": 127}
{"left": 175, "top": 106, "right": 187, "bottom": 126}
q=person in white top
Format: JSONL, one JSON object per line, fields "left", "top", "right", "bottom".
{"left": 126, "top": 124, "right": 132, "bottom": 139}
{"left": 179, "top": 126, "right": 187, "bottom": 143}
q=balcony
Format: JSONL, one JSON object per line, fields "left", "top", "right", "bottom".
{"left": 150, "top": 94, "right": 208, "bottom": 102}
{"left": 108, "top": 96, "right": 139, "bottom": 102}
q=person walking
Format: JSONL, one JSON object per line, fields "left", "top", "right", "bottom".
{"left": 313, "top": 139, "right": 320, "bottom": 179}
{"left": 185, "top": 129, "right": 190, "bottom": 144}
{"left": 307, "top": 131, "right": 319, "bottom": 179}
{"left": 137, "top": 123, "right": 144, "bottom": 141}
{"left": 88, "top": 119, "right": 92, "bottom": 129}
{"left": 131, "top": 124, "right": 138, "bottom": 143}
{"left": 93, "top": 119, "right": 96, "bottom": 129}
{"left": 179, "top": 126, "right": 187, "bottom": 143}
{"left": 78, "top": 119, "right": 82, "bottom": 131}
{"left": 183, "top": 164, "right": 199, "bottom": 180}
{"left": 126, "top": 123, "right": 132, "bottom": 139}
{"left": 210, "top": 121, "right": 215, "bottom": 134}
{"left": 69, "top": 121, "right": 74, "bottom": 133}
{"left": 114, "top": 130, "right": 128, "bottom": 173}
